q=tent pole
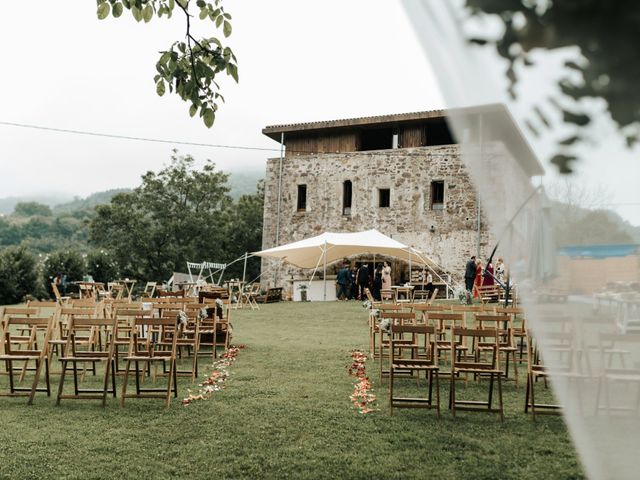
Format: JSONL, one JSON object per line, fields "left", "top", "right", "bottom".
{"left": 242, "top": 252, "right": 248, "bottom": 284}
{"left": 323, "top": 241, "right": 328, "bottom": 301}
{"left": 409, "top": 249, "right": 412, "bottom": 285}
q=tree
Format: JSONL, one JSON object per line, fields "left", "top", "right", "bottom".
{"left": 0, "top": 246, "right": 39, "bottom": 304}
{"left": 42, "top": 250, "right": 86, "bottom": 292}
{"left": 465, "top": 1, "right": 640, "bottom": 173}
{"left": 13, "top": 201, "right": 52, "bottom": 217}
{"left": 96, "top": 0, "right": 238, "bottom": 128}
{"left": 221, "top": 181, "right": 264, "bottom": 281}
{"left": 86, "top": 249, "right": 121, "bottom": 284}
{"left": 90, "top": 151, "right": 233, "bottom": 281}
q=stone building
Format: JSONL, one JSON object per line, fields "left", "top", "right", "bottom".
{"left": 259, "top": 107, "right": 543, "bottom": 288}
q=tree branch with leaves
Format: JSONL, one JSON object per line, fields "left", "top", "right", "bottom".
{"left": 96, "top": 0, "right": 238, "bottom": 128}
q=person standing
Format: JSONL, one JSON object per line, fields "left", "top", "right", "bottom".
{"left": 349, "top": 267, "right": 358, "bottom": 300}
{"left": 381, "top": 262, "right": 392, "bottom": 290}
{"left": 473, "top": 259, "right": 483, "bottom": 298}
{"left": 336, "top": 262, "right": 351, "bottom": 301}
{"left": 483, "top": 260, "right": 495, "bottom": 286}
{"left": 357, "top": 263, "right": 370, "bottom": 300}
{"left": 372, "top": 264, "right": 383, "bottom": 301}
{"left": 464, "top": 255, "right": 476, "bottom": 295}
{"left": 425, "top": 271, "right": 434, "bottom": 298}
{"left": 495, "top": 258, "right": 506, "bottom": 283}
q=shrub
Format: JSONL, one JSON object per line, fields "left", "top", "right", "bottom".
{"left": 0, "top": 246, "right": 39, "bottom": 304}
{"left": 42, "top": 250, "right": 86, "bottom": 296}
{"left": 86, "top": 249, "right": 120, "bottom": 284}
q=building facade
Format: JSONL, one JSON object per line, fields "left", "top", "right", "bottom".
{"left": 259, "top": 109, "right": 541, "bottom": 288}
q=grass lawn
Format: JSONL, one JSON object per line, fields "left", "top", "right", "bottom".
{"left": 0, "top": 302, "right": 584, "bottom": 479}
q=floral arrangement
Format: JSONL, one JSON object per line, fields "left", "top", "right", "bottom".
{"left": 454, "top": 286, "right": 469, "bottom": 304}
{"left": 182, "top": 344, "right": 246, "bottom": 406}
{"left": 347, "top": 350, "right": 378, "bottom": 414}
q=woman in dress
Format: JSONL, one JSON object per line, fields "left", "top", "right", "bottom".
{"left": 483, "top": 260, "right": 495, "bottom": 286}
{"left": 495, "top": 258, "right": 505, "bottom": 283}
{"left": 473, "top": 259, "right": 483, "bottom": 298}
{"left": 381, "top": 261, "right": 392, "bottom": 290}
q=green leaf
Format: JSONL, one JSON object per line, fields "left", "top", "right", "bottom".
{"left": 216, "top": 15, "right": 223, "bottom": 28}
{"left": 112, "top": 2, "right": 124, "bottom": 18}
{"left": 189, "top": 104, "right": 198, "bottom": 117}
{"left": 223, "top": 20, "right": 232, "bottom": 37}
{"left": 227, "top": 63, "right": 238, "bottom": 82}
{"left": 203, "top": 108, "right": 215, "bottom": 128}
{"left": 199, "top": 8, "right": 208, "bottom": 20}
{"left": 97, "top": 2, "right": 111, "bottom": 20}
{"left": 156, "top": 81, "right": 166, "bottom": 97}
{"left": 131, "top": 6, "right": 143, "bottom": 22}
{"left": 143, "top": 4, "right": 153, "bottom": 23}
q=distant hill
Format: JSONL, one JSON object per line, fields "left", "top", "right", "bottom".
{"left": 52, "top": 189, "right": 132, "bottom": 213}
{"left": 0, "top": 194, "right": 73, "bottom": 215}
{"left": 226, "top": 170, "right": 264, "bottom": 199}
{"left": 0, "top": 170, "right": 265, "bottom": 217}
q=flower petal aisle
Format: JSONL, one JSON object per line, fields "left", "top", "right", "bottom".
{"left": 183, "top": 345, "right": 246, "bottom": 406}
{"left": 347, "top": 350, "right": 378, "bottom": 414}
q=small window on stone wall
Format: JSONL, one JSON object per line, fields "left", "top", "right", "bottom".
{"left": 297, "top": 184, "right": 307, "bottom": 211}
{"left": 343, "top": 180, "right": 352, "bottom": 215}
{"left": 379, "top": 188, "right": 390, "bottom": 208}
{"left": 430, "top": 181, "right": 444, "bottom": 210}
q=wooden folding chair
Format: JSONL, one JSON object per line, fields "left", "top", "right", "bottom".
{"left": 389, "top": 322, "right": 440, "bottom": 416}
{"left": 120, "top": 317, "right": 178, "bottom": 408}
{"left": 379, "top": 311, "right": 418, "bottom": 383}
{"left": 524, "top": 329, "right": 564, "bottom": 419}
{"left": 450, "top": 326, "right": 504, "bottom": 421}
{"left": 141, "top": 282, "right": 157, "bottom": 299}
{"left": 56, "top": 316, "right": 118, "bottom": 406}
{"left": 51, "top": 282, "right": 70, "bottom": 305}
{"left": 496, "top": 307, "right": 525, "bottom": 362}
{"left": 475, "top": 313, "right": 519, "bottom": 386}
{"left": 111, "top": 306, "right": 151, "bottom": 375}
{"left": 427, "top": 312, "right": 466, "bottom": 365}
{"left": 157, "top": 309, "right": 198, "bottom": 381}
{"left": 1, "top": 307, "right": 50, "bottom": 381}
{"left": 241, "top": 283, "right": 261, "bottom": 310}
{"left": 369, "top": 304, "right": 404, "bottom": 357}
{"left": 0, "top": 313, "right": 54, "bottom": 404}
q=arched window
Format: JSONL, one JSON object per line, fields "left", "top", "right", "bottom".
{"left": 343, "top": 180, "right": 352, "bottom": 215}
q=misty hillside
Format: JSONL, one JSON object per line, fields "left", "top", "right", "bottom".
{"left": 0, "top": 170, "right": 265, "bottom": 216}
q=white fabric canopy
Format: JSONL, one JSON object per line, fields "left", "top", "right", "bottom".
{"left": 254, "top": 229, "right": 437, "bottom": 269}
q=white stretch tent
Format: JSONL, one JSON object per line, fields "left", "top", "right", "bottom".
{"left": 254, "top": 229, "right": 439, "bottom": 300}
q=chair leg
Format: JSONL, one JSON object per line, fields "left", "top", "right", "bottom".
{"left": 435, "top": 371, "right": 441, "bottom": 417}
{"left": 56, "top": 360, "right": 68, "bottom": 406}
{"left": 497, "top": 373, "right": 504, "bottom": 422}
{"left": 389, "top": 365, "right": 394, "bottom": 416}
{"left": 121, "top": 360, "right": 131, "bottom": 408}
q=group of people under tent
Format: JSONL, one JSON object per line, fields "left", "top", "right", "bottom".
{"left": 334, "top": 260, "right": 434, "bottom": 301}
{"left": 464, "top": 255, "right": 506, "bottom": 298}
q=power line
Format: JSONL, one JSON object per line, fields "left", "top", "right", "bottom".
{"left": 0, "top": 119, "right": 459, "bottom": 158}
{"left": 0, "top": 120, "right": 280, "bottom": 153}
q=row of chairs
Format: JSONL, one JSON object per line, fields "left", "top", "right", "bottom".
{"left": 0, "top": 296, "right": 232, "bottom": 407}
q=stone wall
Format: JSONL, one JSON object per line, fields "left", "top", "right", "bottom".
{"left": 260, "top": 145, "right": 494, "bottom": 291}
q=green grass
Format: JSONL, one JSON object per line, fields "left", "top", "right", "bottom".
{"left": 0, "top": 302, "right": 584, "bottom": 479}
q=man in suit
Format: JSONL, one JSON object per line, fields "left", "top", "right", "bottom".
{"left": 357, "top": 263, "right": 370, "bottom": 300}
{"left": 336, "top": 262, "right": 351, "bottom": 301}
{"left": 464, "top": 255, "right": 477, "bottom": 301}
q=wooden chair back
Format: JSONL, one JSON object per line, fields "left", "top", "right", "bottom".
{"left": 0, "top": 313, "right": 55, "bottom": 403}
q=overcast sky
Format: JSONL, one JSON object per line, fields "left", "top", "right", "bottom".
{"left": 0, "top": 1, "right": 443, "bottom": 197}
{"left": 1, "top": 1, "right": 638, "bottom": 225}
